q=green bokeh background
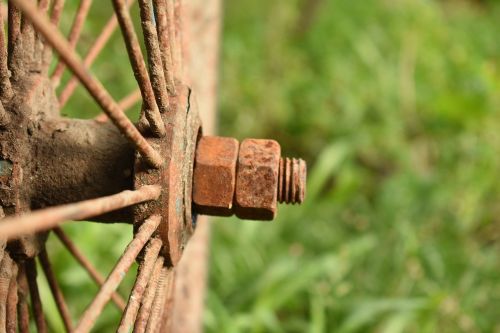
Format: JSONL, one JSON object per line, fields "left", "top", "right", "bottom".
{"left": 37, "top": 0, "right": 500, "bottom": 332}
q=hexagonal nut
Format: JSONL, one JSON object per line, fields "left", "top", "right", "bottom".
{"left": 234, "top": 139, "right": 281, "bottom": 220}
{"left": 192, "top": 136, "right": 239, "bottom": 216}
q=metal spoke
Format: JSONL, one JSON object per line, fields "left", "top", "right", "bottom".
{"left": 0, "top": 3, "right": 6, "bottom": 21}
{"left": 138, "top": 0, "right": 170, "bottom": 112}
{"left": 74, "top": 215, "right": 161, "bottom": 333}
{"left": 165, "top": 0, "right": 179, "bottom": 80}
{"left": 117, "top": 238, "right": 162, "bottom": 333}
{"left": 26, "top": 258, "right": 48, "bottom": 333}
{"left": 158, "top": 270, "right": 175, "bottom": 333}
{"left": 0, "top": 185, "right": 161, "bottom": 240}
{"left": 7, "top": 2, "right": 20, "bottom": 56}
{"left": 133, "top": 256, "right": 164, "bottom": 333}
{"left": 0, "top": 255, "right": 15, "bottom": 331}
{"left": 173, "top": 0, "right": 184, "bottom": 80}
{"left": 145, "top": 267, "right": 171, "bottom": 333}
{"left": 50, "top": 0, "right": 65, "bottom": 26}
{"left": 10, "top": 0, "right": 164, "bottom": 168}
{"left": 53, "top": 227, "right": 127, "bottom": 311}
{"left": 0, "top": 5, "right": 12, "bottom": 101}
{"left": 38, "top": 0, "right": 50, "bottom": 14}
{"left": 94, "top": 88, "right": 142, "bottom": 122}
{"left": 51, "top": 0, "right": 92, "bottom": 86}
{"left": 16, "top": 264, "right": 30, "bottom": 333}
{"left": 6, "top": 261, "right": 18, "bottom": 333}
{"left": 152, "top": 0, "right": 175, "bottom": 96}
{"left": 58, "top": 0, "right": 133, "bottom": 108}
{"left": 39, "top": 247, "right": 73, "bottom": 332}
{"left": 112, "top": 0, "right": 166, "bottom": 136}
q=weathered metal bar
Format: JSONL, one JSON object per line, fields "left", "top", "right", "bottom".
{"left": 7, "top": 2, "right": 21, "bottom": 63}
{"left": 94, "top": 88, "right": 142, "bottom": 122}
{"left": 134, "top": 256, "right": 164, "bottom": 333}
{"left": 112, "top": 0, "right": 166, "bottom": 136}
{"left": 0, "top": 7, "right": 13, "bottom": 101}
{"left": 146, "top": 266, "right": 171, "bottom": 332}
{"left": 74, "top": 215, "right": 161, "bottom": 333}
{"left": 38, "top": 0, "right": 50, "bottom": 14}
{"left": 0, "top": 255, "right": 14, "bottom": 332}
{"left": 16, "top": 264, "right": 29, "bottom": 333}
{"left": 58, "top": 0, "right": 133, "bottom": 107}
{"left": 0, "top": 3, "right": 6, "bottom": 21}
{"left": 117, "top": 238, "right": 162, "bottom": 333}
{"left": 5, "top": 261, "right": 18, "bottom": 333}
{"left": 138, "top": 0, "right": 170, "bottom": 112}
{"left": 51, "top": 0, "right": 93, "bottom": 85}
{"left": 165, "top": 0, "right": 179, "bottom": 81}
{"left": 173, "top": 0, "right": 184, "bottom": 81}
{"left": 10, "top": 0, "right": 163, "bottom": 168}
{"left": 153, "top": 0, "right": 176, "bottom": 96}
{"left": 26, "top": 258, "right": 48, "bottom": 333}
{"left": 50, "top": 0, "right": 65, "bottom": 26}
{"left": 53, "top": 228, "right": 127, "bottom": 310}
{"left": 0, "top": 185, "right": 161, "bottom": 240}
{"left": 39, "top": 247, "right": 73, "bottom": 332}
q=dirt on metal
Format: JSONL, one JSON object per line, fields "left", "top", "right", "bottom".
{"left": 192, "top": 136, "right": 239, "bottom": 216}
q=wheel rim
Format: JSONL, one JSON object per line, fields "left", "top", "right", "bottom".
{"left": 0, "top": 1, "right": 193, "bottom": 331}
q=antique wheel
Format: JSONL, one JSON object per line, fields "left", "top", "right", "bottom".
{"left": 0, "top": 0, "right": 304, "bottom": 332}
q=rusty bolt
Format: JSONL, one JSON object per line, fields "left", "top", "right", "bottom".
{"left": 234, "top": 139, "right": 281, "bottom": 220}
{"left": 192, "top": 136, "right": 306, "bottom": 221}
{"left": 192, "top": 136, "right": 239, "bottom": 216}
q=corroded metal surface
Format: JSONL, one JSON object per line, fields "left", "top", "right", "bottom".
{"left": 192, "top": 137, "right": 307, "bottom": 220}
{"left": 134, "top": 86, "right": 201, "bottom": 266}
{"left": 74, "top": 215, "right": 161, "bottom": 333}
{"left": 193, "top": 136, "right": 238, "bottom": 216}
{"left": 278, "top": 157, "right": 307, "bottom": 204}
{"left": 234, "top": 139, "right": 281, "bottom": 220}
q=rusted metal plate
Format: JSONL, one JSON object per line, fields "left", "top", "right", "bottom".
{"left": 134, "top": 86, "right": 201, "bottom": 266}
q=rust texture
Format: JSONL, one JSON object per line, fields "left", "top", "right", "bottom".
{"left": 16, "top": 263, "right": 29, "bottom": 333}
{"left": 146, "top": 266, "right": 171, "bottom": 332}
{"left": 5, "top": 258, "right": 18, "bottom": 333}
{"left": 54, "top": 227, "right": 126, "bottom": 310}
{"left": 278, "top": 157, "right": 307, "bottom": 204}
{"left": 0, "top": 11, "right": 13, "bottom": 102}
{"left": 134, "top": 86, "right": 201, "bottom": 266}
{"left": 49, "top": 0, "right": 66, "bottom": 26}
{"left": 112, "top": 0, "right": 166, "bottom": 138}
{"left": 133, "top": 256, "right": 164, "bottom": 333}
{"left": 192, "top": 137, "right": 307, "bottom": 220}
{"left": 11, "top": 0, "right": 164, "bottom": 168}
{"left": 234, "top": 139, "right": 281, "bottom": 220}
{"left": 117, "top": 238, "right": 162, "bottom": 333}
{"left": 152, "top": 0, "right": 176, "bottom": 95}
{"left": 193, "top": 136, "right": 238, "bottom": 216}
{"left": 39, "top": 247, "right": 73, "bottom": 332}
{"left": 26, "top": 258, "right": 48, "bottom": 333}
{"left": 138, "top": 0, "right": 171, "bottom": 112}
{"left": 74, "top": 215, "right": 161, "bottom": 333}
{"left": 0, "top": 254, "right": 15, "bottom": 331}
{"left": 51, "top": 0, "right": 93, "bottom": 85}
{"left": 0, "top": 185, "right": 161, "bottom": 240}
{"left": 58, "top": 0, "right": 133, "bottom": 108}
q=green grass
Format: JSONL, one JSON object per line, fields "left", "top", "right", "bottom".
{"left": 37, "top": 0, "right": 500, "bottom": 332}
{"left": 207, "top": 0, "right": 500, "bottom": 332}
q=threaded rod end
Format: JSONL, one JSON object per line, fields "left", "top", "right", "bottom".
{"left": 277, "top": 157, "right": 306, "bottom": 204}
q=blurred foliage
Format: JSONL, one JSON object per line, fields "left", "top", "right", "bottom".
{"left": 33, "top": 0, "right": 499, "bottom": 332}
{"left": 208, "top": 0, "right": 500, "bottom": 332}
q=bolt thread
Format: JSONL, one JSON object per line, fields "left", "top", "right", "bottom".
{"left": 277, "top": 157, "right": 306, "bottom": 204}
